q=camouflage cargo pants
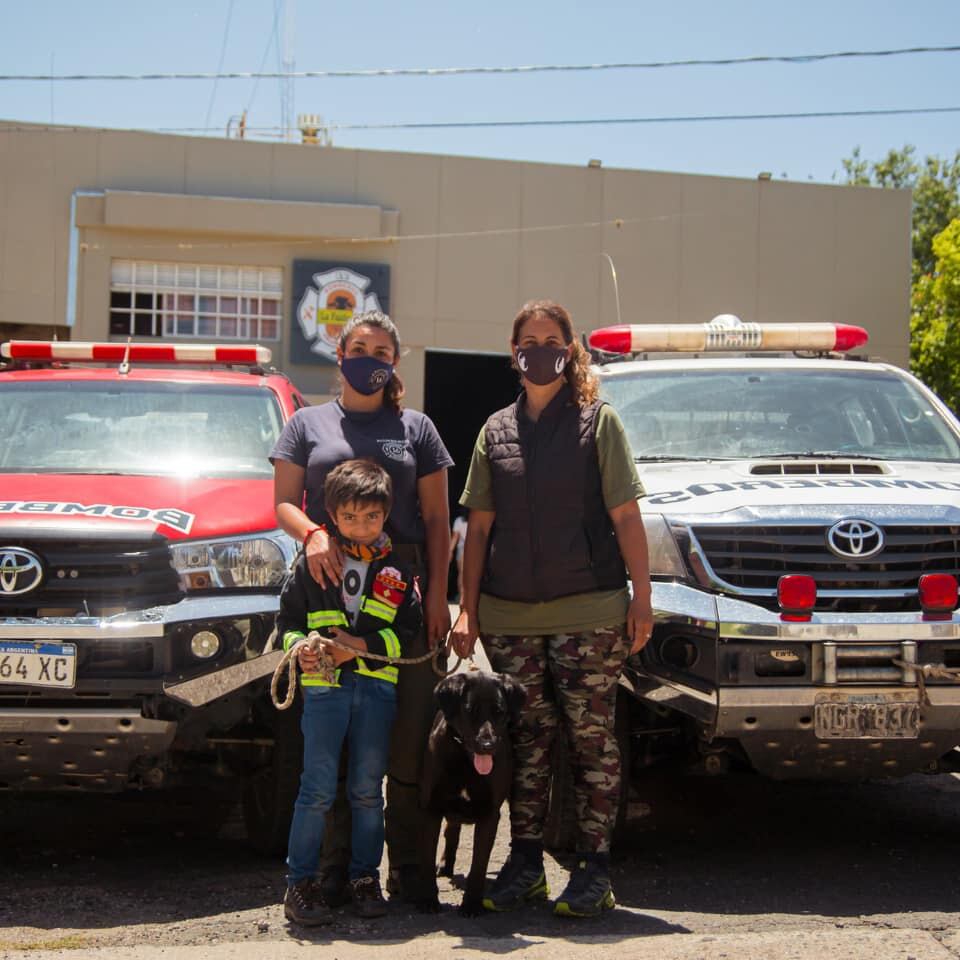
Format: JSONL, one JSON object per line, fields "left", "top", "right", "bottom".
{"left": 482, "top": 624, "right": 629, "bottom": 854}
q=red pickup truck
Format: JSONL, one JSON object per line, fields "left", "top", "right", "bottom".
{"left": 0, "top": 340, "right": 306, "bottom": 852}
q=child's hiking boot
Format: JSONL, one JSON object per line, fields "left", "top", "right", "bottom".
{"left": 284, "top": 878, "right": 333, "bottom": 926}
{"left": 350, "top": 875, "right": 388, "bottom": 918}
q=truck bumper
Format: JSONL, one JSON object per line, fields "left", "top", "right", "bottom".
{"left": 0, "top": 594, "right": 281, "bottom": 790}
{"left": 628, "top": 582, "right": 960, "bottom": 778}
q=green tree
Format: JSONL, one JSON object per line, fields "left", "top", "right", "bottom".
{"left": 911, "top": 218, "right": 960, "bottom": 412}
{"left": 843, "top": 146, "right": 960, "bottom": 280}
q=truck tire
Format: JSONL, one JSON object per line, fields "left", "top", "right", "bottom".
{"left": 242, "top": 702, "right": 303, "bottom": 856}
{"left": 543, "top": 734, "right": 577, "bottom": 852}
{"left": 544, "top": 686, "right": 633, "bottom": 854}
{"left": 611, "top": 684, "right": 632, "bottom": 852}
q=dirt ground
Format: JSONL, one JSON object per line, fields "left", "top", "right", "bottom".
{"left": 3, "top": 768, "right": 960, "bottom": 955}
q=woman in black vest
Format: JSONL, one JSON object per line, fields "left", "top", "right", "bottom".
{"left": 451, "top": 299, "right": 652, "bottom": 918}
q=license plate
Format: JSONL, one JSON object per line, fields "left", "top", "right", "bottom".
{"left": 0, "top": 641, "right": 77, "bottom": 689}
{"left": 814, "top": 691, "right": 920, "bottom": 740}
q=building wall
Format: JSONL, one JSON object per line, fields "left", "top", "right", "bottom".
{"left": 0, "top": 121, "right": 912, "bottom": 407}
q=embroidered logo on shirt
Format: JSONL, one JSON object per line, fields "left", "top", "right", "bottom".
{"left": 378, "top": 439, "right": 407, "bottom": 462}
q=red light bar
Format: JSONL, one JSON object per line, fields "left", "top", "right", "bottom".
{"left": 918, "top": 573, "right": 958, "bottom": 619}
{"left": 1, "top": 341, "right": 272, "bottom": 365}
{"left": 778, "top": 574, "right": 817, "bottom": 622}
{"left": 589, "top": 315, "right": 869, "bottom": 355}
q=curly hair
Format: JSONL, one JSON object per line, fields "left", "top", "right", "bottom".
{"left": 337, "top": 309, "right": 405, "bottom": 413}
{"left": 511, "top": 299, "right": 599, "bottom": 407}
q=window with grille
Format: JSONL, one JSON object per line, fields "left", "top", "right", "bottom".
{"left": 109, "top": 260, "right": 282, "bottom": 341}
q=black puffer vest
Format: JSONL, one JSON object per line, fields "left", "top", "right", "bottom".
{"left": 482, "top": 385, "right": 627, "bottom": 603}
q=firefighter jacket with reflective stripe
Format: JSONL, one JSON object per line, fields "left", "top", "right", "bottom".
{"left": 277, "top": 552, "right": 421, "bottom": 687}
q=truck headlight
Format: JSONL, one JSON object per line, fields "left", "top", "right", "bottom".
{"left": 171, "top": 530, "right": 297, "bottom": 590}
{"left": 642, "top": 513, "right": 687, "bottom": 579}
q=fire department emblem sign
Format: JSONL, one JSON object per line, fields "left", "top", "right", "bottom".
{"left": 292, "top": 262, "right": 391, "bottom": 364}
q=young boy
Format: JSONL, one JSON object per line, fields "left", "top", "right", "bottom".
{"left": 279, "top": 458, "right": 422, "bottom": 925}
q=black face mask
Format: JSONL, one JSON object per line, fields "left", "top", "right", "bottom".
{"left": 515, "top": 344, "right": 569, "bottom": 386}
{"left": 340, "top": 355, "right": 395, "bottom": 395}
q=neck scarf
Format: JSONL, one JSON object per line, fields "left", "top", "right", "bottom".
{"left": 337, "top": 531, "right": 392, "bottom": 563}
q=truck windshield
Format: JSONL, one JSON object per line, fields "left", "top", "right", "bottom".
{"left": 0, "top": 381, "right": 285, "bottom": 478}
{"left": 600, "top": 367, "right": 960, "bottom": 462}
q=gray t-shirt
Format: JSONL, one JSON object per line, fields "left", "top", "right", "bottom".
{"left": 270, "top": 400, "right": 453, "bottom": 545}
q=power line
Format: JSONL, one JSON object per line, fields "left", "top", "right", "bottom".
{"left": 2, "top": 105, "right": 957, "bottom": 140}
{"left": 1, "top": 44, "right": 958, "bottom": 82}
{"left": 322, "top": 105, "right": 960, "bottom": 132}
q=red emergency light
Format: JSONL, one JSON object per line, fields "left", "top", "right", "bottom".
{"left": 777, "top": 575, "right": 817, "bottom": 622}
{"left": 0, "top": 340, "right": 272, "bottom": 366}
{"left": 918, "top": 573, "right": 958, "bottom": 620}
{"left": 588, "top": 315, "right": 869, "bottom": 355}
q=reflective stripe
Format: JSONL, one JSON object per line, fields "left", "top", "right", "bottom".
{"left": 307, "top": 610, "right": 349, "bottom": 629}
{"left": 355, "top": 659, "right": 399, "bottom": 684}
{"left": 360, "top": 597, "right": 398, "bottom": 623}
{"left": 283, "top": 630, "right": 306, "bottom": 652}
{"left": 301, "top": 668, "right": 341, "bottom": 687}
{"left": 378, "top": 628, "right": 401, "bottom": 659}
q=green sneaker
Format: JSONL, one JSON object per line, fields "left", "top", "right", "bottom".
{"left": 482, "top": 853, "right": 549, "bottom": 912}
{"left": 553, "top": 859, "right": 615, "bottom": 918}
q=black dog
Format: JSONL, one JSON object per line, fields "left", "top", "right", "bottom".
{"left": 417, "top": 670, "right": 526, "bottom": 916}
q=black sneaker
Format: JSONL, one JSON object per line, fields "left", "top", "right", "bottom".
{"left": 553, "top": 859, "right": 615, "bottom": 918}
{"left": 350, "top": 875, "right": 388, "bottom": 918}
{"left": 482, "top": 853, "right": 549, "bottom": 912}
{"left": 284, "top": 878, "right": 333, "bottom": 926}
{"left": 319, "top": 865, "right": 351, "bottom": 908}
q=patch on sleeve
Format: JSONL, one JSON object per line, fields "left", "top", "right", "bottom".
{"left": 373, "top": 567, "right": 407, "bottom": 608}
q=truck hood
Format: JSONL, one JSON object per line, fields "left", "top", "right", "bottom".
{"left": 0, "top": 474, "right": 276, "bottom": 540}
{"left": 640, "top": 459, "right": 960, "bottom": 514}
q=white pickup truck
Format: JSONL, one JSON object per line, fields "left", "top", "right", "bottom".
{"left": 593, "top": 317, "right": 960, "bottom": 782}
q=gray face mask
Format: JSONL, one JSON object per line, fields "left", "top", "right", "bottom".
{"left": 515, "top": 344, "right": 569, "bottom": 386}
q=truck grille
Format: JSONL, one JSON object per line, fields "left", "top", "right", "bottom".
{"left": 689, "top": 523, "right": 960, "bottom": 613}
{"left": 0, "top": 536, "right": 181, "bottom": 617}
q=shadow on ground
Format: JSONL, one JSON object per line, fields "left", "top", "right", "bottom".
{"left": 3, "top": 769, "right": 960, "bottom": 945}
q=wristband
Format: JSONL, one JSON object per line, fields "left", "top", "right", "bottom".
{"left": 303, "top": 524, "right": 327, "bottom": 546}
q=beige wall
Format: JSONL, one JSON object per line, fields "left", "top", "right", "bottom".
{"left": 0, "top": 121, "right": 912, "bottom": 407}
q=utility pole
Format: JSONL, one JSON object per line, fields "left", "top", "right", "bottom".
{"left": 280, "top": 0, "right": 296, "bottom": 141}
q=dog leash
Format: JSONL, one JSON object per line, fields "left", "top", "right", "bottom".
{"left": 271, "top": 631, "right": 465, "bottom": 710}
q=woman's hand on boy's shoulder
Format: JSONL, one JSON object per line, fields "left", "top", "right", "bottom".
{"left": 305, "top": 527, "right": 343, "bottom": 587}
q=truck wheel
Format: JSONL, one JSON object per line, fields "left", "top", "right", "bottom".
{"left": 543, "top": 734, "right": 577, "bottom": 852}
{"left": 242, "top": 703, "right": 303, "bottom": 856}
{"left": 611, "top": 684, "right": 632, "bottom": 852}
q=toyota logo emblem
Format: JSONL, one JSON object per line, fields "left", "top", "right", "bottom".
{"left": 0, "top": 547, "right": 44, "bottom": 595}
{"left": 826, "top": 519, "right": 884, "bottom": 559}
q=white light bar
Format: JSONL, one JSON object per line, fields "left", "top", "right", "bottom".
{"left": 1, "top": 341, "right": 272, "bottom": 365}
{"left": 588, "top": 315, "right": 868, "bottom": 355}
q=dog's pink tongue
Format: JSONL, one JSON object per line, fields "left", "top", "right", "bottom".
{"left": 472, "top": 753, "right": 494, "bottom": 776}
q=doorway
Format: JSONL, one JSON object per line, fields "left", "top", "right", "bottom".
{"left": 423, "top": 349, "right": 518, "bottom": 511}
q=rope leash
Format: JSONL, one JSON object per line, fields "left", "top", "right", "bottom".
{"left": 270, "top": 630, "right": 463, "bottom": 710}
{"left": 891, "top": 659, "right": 960, "bottom": 707}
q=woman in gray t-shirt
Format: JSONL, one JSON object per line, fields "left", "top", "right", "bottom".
{"left": 271, "top": 309, "right": 453, "bottom": 904}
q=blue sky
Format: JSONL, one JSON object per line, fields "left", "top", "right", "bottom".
{"left": 1, "top": 0, "right": 958, "bottom": 183}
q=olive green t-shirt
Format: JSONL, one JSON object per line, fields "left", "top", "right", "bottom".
{"left": 459, "top": 403, "right": 644, "bottom": 636}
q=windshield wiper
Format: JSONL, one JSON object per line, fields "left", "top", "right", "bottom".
{"left": 634, "top": 455, "right": 740, "bottom": 462}
{"left": 759, "top": 451, "right": 881, "bottom": 460}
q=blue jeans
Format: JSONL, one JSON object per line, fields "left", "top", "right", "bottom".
{"left": 286, "top": 671, "right": 397, "bottom": 885}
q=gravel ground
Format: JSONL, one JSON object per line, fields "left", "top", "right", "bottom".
{"left": 3, "top": 769, "right": 960, "bottom": 955}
